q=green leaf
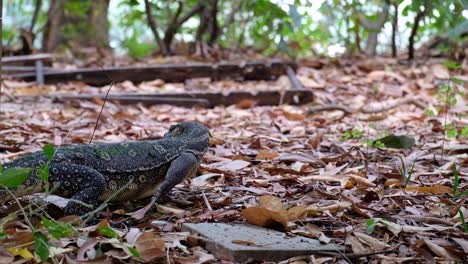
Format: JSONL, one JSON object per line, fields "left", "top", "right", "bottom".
{"left": 424, "top": 109, "right": 435, "bottom": 117}
{"left": 0, "top": 232, "right": 6, "bottom": 240}
{"left": 450, "top": 77, "right": 465, "bottom": 85}
{"left": 453, "top": 166, "right": 459, "bottom": 195}
{"left": 0, "top": 164, "right": 3, "bottom": 173}
{"left": 41, "top": 217, "right": 75, "bottom": 239}
{"left": 447, "top": 129, "right": 458, "bottom": 139}
{"left": 454, "top": 191, "right": 468, "bottom": 198}
{"left": 351, "top": 129, "right": 363, "bottom": 138}
{"left": 38, "top": 164, "right": 50, "bottom": 182}
{"left": 42, "top": 144, "right": 55, "bottom": 160}
{"left": 374, "top": 134, "right": 415, "bottom": 149}
{"left": 96, "top": 226, "right": 119, "bottom": 238}
{"left": 127, "top": 247, "right": 141, "bottom": 258}
{"left": 443, "top": 60, "right": 462, "bottom": 70}
{"left": 460, "top": 127, "right": 468, "bottom": 137}
{"left": 0, "top": 168, "right": 32, "bottom": 187}
{"left": 34, "top": 232, "right": 49, "bottom": 262}
{"left": 373, "top": 140, "right": 386, "bottom": 148}
{"left": 366, "top": 219, "right": 376, "bottom": 234}
{"left": 459, "top": 209, "right": 467, "bottom": 233}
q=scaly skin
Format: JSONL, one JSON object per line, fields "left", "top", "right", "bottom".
{"left": 0, "top": 121, "right": 210, "bottom": 216}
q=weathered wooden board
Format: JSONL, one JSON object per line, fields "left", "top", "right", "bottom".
{"left": 1, "top": 53, "right": 54, "bottom": 64}
{"left": 11, "top": 60, "right": 296, "bottom": 86}
{"left": 16, "top": 89, "right": 313, "bottom": 108}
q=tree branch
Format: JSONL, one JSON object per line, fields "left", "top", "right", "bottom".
{"left": 358, "top": 1, "right": 390, "bottom": 30}
{"left": 408, "top": 6, "right": 426, "bottom": 60}
{"left": 220, "top": 0, "right": 243, "bottom": 30}
{"left": 29, "top": 0, "right": 42, "bottom": 33}
{"left": 176, "top": 2, "right": 204, "bottom": 26}
{"left": 391, "top": 0, "right": 398, "bottom": 57}
{"left": 144, "top": 0, "right": 169, "bottom": 56}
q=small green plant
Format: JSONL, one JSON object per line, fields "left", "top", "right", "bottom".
{"left": 452, "top": 166, "right": 468, "bottom": 198}
{"left": 459, "top": 209, "right": 467, "bottom": 233}
{"left": 365, "top": 218, "right": 390, "bottom": 234}
{"left": 432, "top": 60, "right": 466, "bottom": 161}
{"left": 340, "top": 129, "right": 363, "bottom": 141}
{"left": 396, "top": 156, "right": 417, "bottom": 187}
{"left": 366, "top": 218, "right": 377, "bottom": 234}
{"left": 0, "top": 144, "right": 64, "bottom": 261}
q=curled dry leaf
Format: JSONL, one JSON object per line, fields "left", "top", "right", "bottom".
{"left": 135, "top": 232, "right": 166, "bottom": 262}
{"left": 424, "top": 240, "right": 460, "bottom": 260}
{"left": 384, "top": 178, "right": 402, "bottom": 187}
{"left": 241, "top": 195, "right": 307, "bottom": 228}
{"left": 307, "top": 201, "right": 352, "bottom": 215}
{"left": 210, "top": 159, "right": 250, "bottom": 171}
{"left": 345, "top": 235, "right": 368, "bottom": 254}
{"left": 0, "top": 248, "right": 14, "bottom": 264}
{"left": 405, "top": 185, "right": 452, "bottom": 195}
{"left": 353, "top": 232, "right": 389, "bottom": 250}
{"left": 255, "top": 149, "right": 279, "bottom": 160}
{"left": 240, "top": 207, "right": 288, "bottom": 229}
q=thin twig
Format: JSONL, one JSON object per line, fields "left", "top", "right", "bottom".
{"left": 89, "top": 65, "right": 115, "bottom": 144}
{"left": 202, "top": 191, "right": 212, "bottom": 211}
{"left": 4, "top": 187, "right": 35, "bottom": 231}
{"left": 80, "top": 180, "right": 133, "bottom": 226}
{"left": 441, "top": 77, "right": 450, "bottom": 163}
{"left": 306, "top": 104, "right": 352, "bottom": 115}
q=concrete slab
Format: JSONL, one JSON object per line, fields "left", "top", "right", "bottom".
{"left": 182, "top": 223, "right": 344, "bottom": 262}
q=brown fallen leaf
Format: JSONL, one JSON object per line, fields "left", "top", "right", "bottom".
{"left": 240, "top": 207, "right": 288, "bottom": 229}
{"left": 231, "top": 239, "right": 258, "bottom": 246}
{"left": 353, "top": 232, "right": 389, "bottom": 250}
{"left": 236, "top": 99, "right": 257, "bottom": 109}
{"left": 0, "top": 248, "right": 14, "bottom": 264}
{"left": 135, "top": 232, "right": 166, "bottom": 262}
{"left": 424, "top": 240, "right": 460, "bottom": 260}
{"left": 345, "top": 235, "right": 368, "bottom": 254}
{"left": 255, "top": 149, "right": 279, "bottom": 160}
{"left": 405, "top": 185, "right": 452, "bottom": 195}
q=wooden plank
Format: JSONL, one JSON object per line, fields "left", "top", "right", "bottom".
{"left": 11, "top": 60, "right": 296, "bottom": 85}
{"left": 1, "top": 53, "right": 54, "bottom": 63}
{"left": 16, "top": 89, "right": 313, "bottom": 108}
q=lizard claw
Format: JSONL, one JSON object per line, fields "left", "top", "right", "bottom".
{"left": 129, "top": 200, "right": 155, "bottom": 220}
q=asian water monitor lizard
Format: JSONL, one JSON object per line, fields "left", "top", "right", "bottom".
{"left": 0, "top": 121, "right": 210, "bottom": 216}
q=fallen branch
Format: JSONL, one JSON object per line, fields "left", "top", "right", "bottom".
{"left": 360, "top": 97, "right": 426, "bottom": 114}
{"left": 306, "top": 104, "right": 352, "bottom": 115}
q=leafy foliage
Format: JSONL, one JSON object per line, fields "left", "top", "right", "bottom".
{"left": 3, "top": 0, "right": 465, "bottom": 57}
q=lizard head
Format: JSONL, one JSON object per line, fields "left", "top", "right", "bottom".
{"left": 164, "top": 121, "right": 211, "bottom": 155}
{"left": 165, "top": 121, "right": 210, "bottom": 139}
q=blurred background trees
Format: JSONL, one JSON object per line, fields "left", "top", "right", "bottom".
{"left": 2, "top": 0, "right": 467, "bottom": 59}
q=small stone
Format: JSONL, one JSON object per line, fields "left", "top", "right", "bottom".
{"left": 182, "top": 223, "right": 344, "bottom": 262}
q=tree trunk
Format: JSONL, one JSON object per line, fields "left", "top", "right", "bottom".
{"left": 87, "top": 0, "right": 110, "bottom": 48}
{"left": 207, "top": 0, "right": 219, "bottom": 46}
{"left": 29, "top": 0, "right": 42, "bottom": 33}
{"left": 391, "top": 0, "right": 398, "bottom": 57}
{"left": 144, "top": 0, "right": 169, "bottom": 56}
{"left": 42, "top": 0, "right": 64, "bottom": 52}
{"left": 358, "top": 1, "right": 390, "bottom": 56}
{"left": 1, "top": 0, "right": 3, "bottom": 111}
{"left": 353, "top": 17, "right": 361, "bottom": 53}
{"left": 42, "top": 0, "right": 110, "bottom": 52}
{"left": 408, "top": 7, "right": 426, "bottom": 60}
{"left": 162, "top": 2, "right": 204, "bottom": 54}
